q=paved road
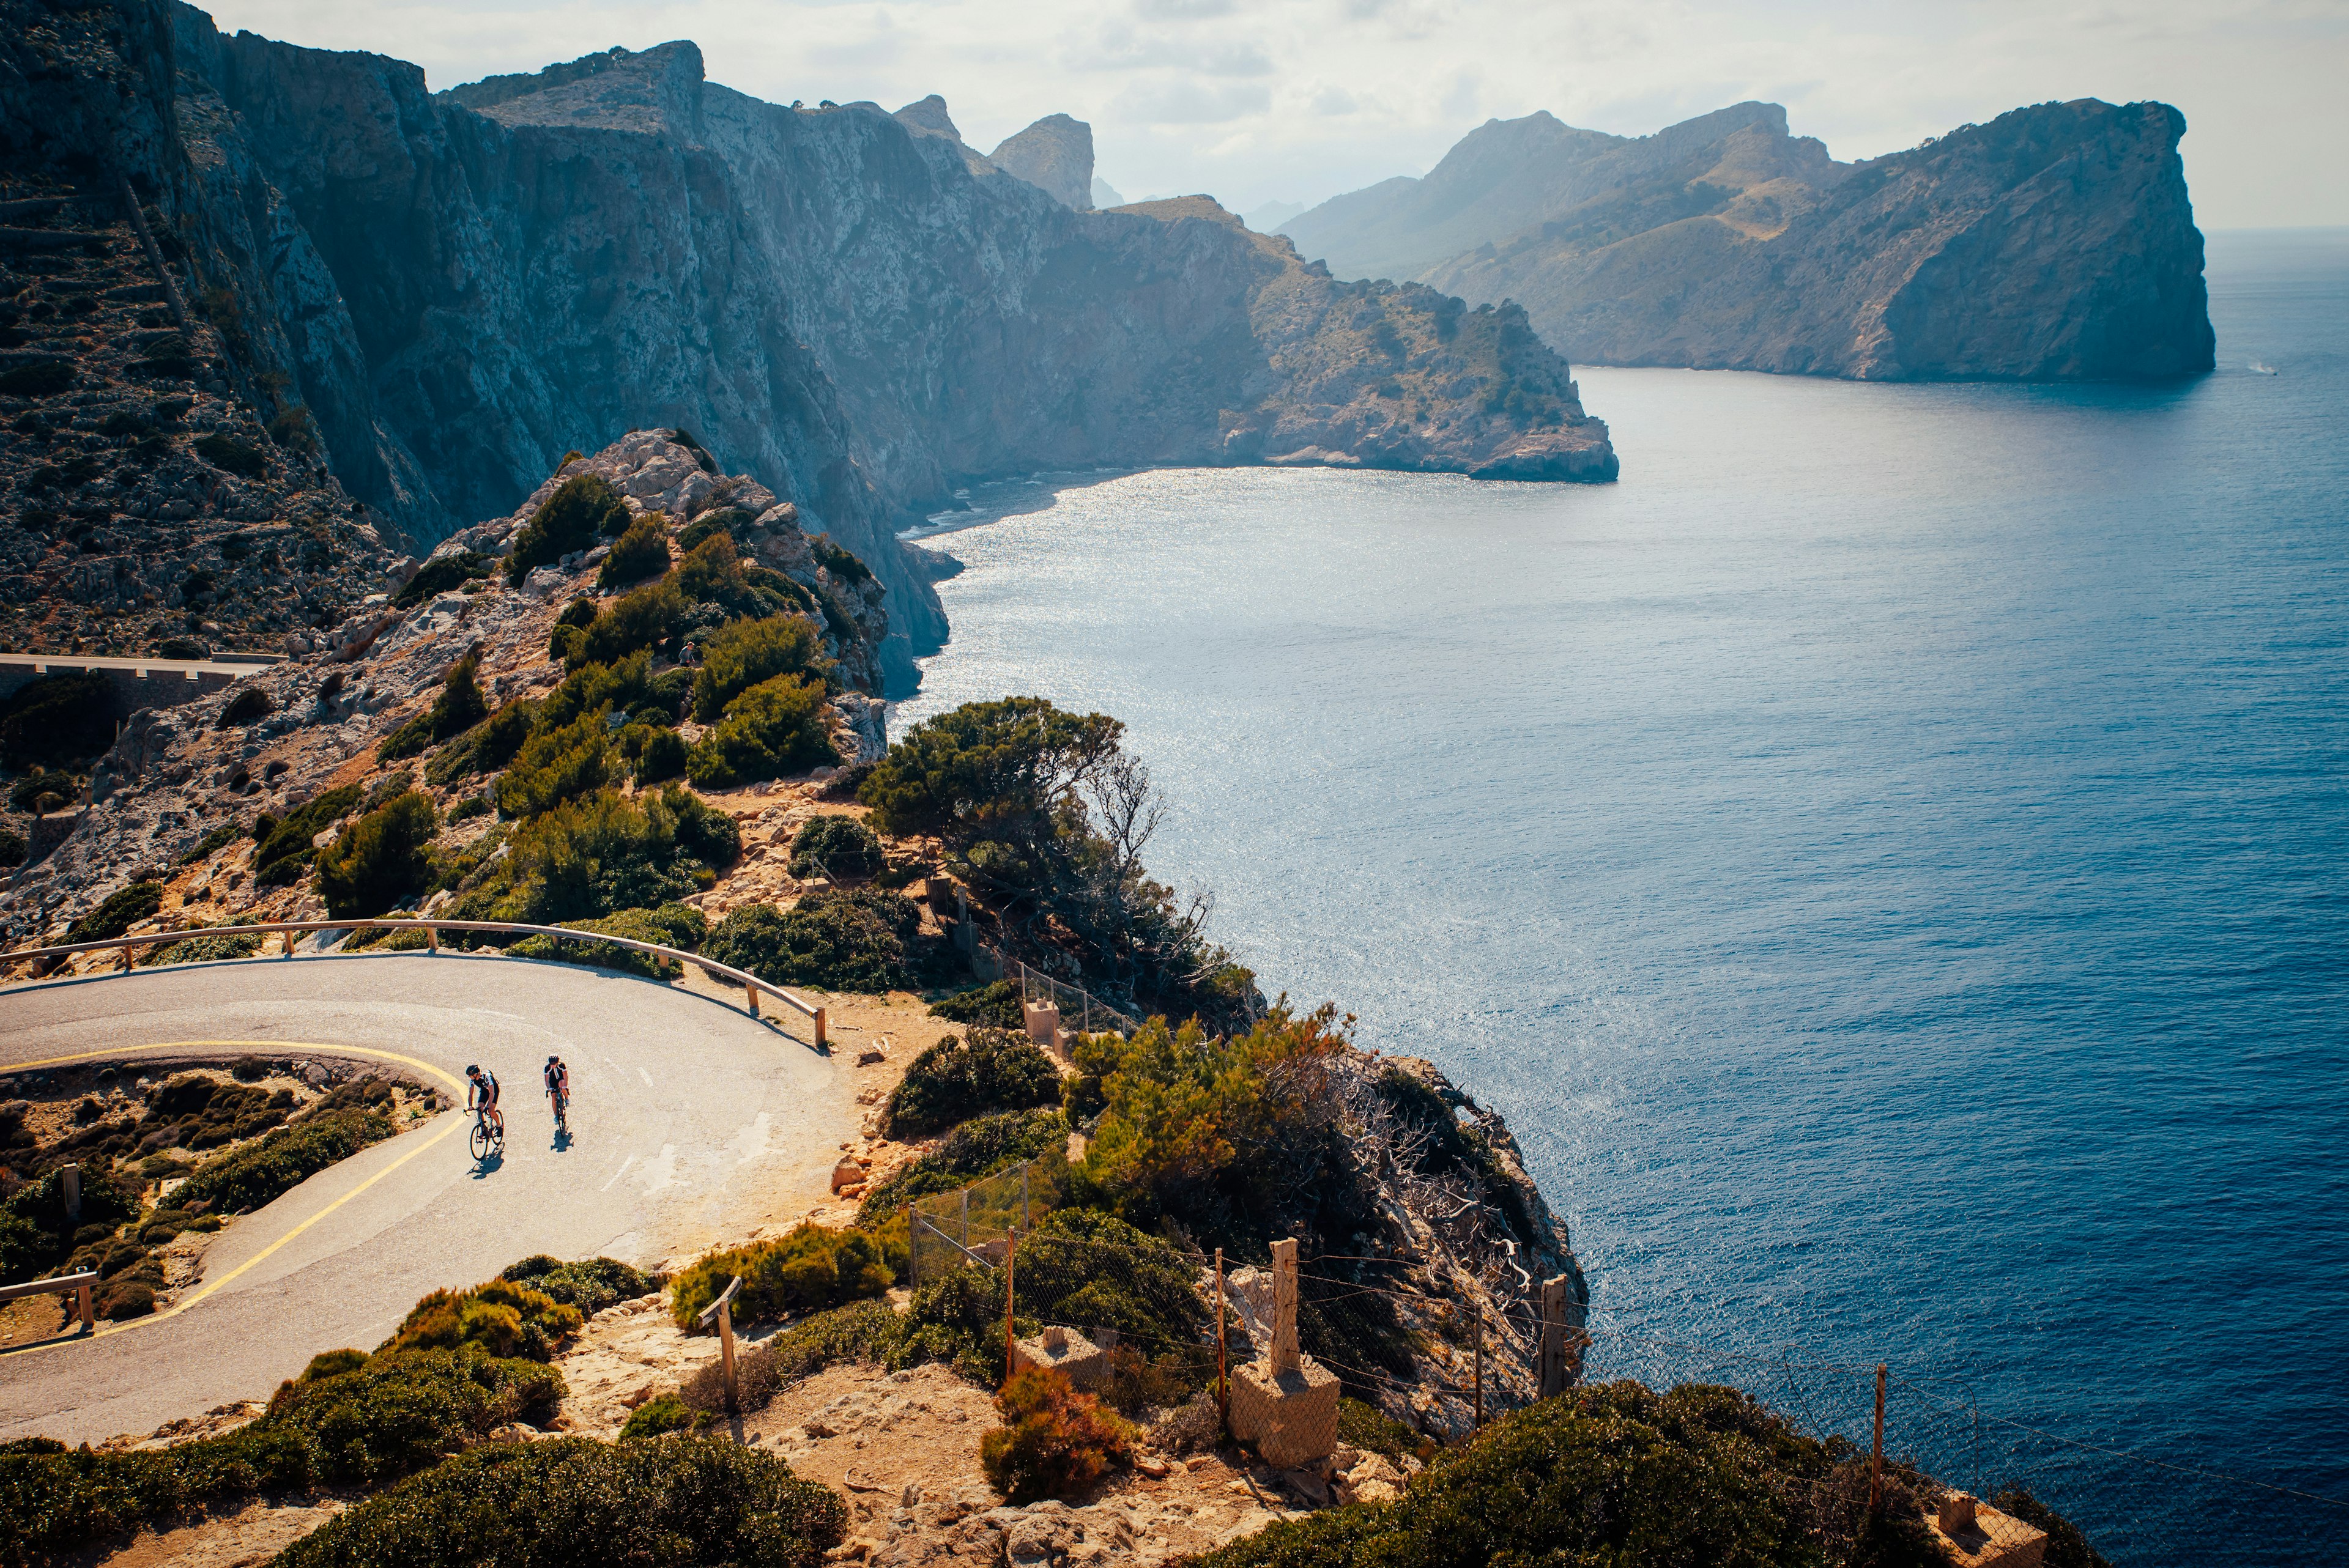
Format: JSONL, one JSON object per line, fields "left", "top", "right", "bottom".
{"left": 0, "top": 952, "right": 851, "bottom": 1444}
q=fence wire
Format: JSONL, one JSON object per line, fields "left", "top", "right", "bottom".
{"left": 905, "top": 1157, "right": 1066, "bottom": 1289}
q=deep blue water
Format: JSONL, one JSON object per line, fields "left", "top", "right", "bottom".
{"left": 897, "top": 229, "right": 2349, "bottom": 1565}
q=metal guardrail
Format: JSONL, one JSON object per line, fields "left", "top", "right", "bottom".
{"left": 1, "top": 918, "right": 827, "bottom": 1047}
{"left": 0, "top": 1270, "right": 96, "bottom": 1329}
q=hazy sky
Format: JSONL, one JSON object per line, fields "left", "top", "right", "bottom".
{"left": 202, "top": 1, "right": 2345, "bottom": 228}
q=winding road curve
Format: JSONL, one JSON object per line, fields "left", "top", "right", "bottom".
{"left": 0, "top": 952, "right": 854, "bottom": 1445}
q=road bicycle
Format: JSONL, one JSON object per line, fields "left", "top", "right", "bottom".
{"left": 549, "top": 1085, "right": 570, "bottom": 1137}
{"left": 469, "top": 1104, "right": 505, "bottom": 1161}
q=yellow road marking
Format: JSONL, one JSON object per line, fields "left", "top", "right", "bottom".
{"left": 0, "top": 1040, "right": 468, "bottom": 1357}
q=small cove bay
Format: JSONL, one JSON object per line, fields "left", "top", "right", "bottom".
{"left": 895, "top": 230, "right": 2349, "bottom": 1566}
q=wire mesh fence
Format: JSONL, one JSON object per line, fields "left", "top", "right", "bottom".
{"left": 974, "top": 946, "right": 1141, "bottom": 1037}
{"left": 905, "top": 1157, "right": 1066, "bottom": 1289}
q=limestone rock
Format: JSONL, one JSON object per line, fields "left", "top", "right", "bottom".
{"left": 1288, "top": 98, "right": 2214, "bottom": 382}
{"left": 989, "top": 115, "right": 1096, "bottom": 210}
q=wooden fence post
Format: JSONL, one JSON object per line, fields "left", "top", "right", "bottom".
{"left": 1870, "top": 1363, "right": 1887, "bottom": 1514}
{"left": 1003, "top": 1225, "right": 1019, "bottom": 1390}
{"left": 77, "top": 1279, "right": 92, "bottom": 1329}
{"left": 61, "top": 1163, "right": 80, "bottom": 1224}
{"left": 1215, "top": 1248, "right": 1228, "bottom": 1430}
{"left": 696, "top": 1276, "right": 744, "bottom": 1412}
{"left": 1539, "top": 1276, "right": 1569, "bottom": 1399}
{"left": 812, "top": 1007, "right": 826, "bottom": 1050}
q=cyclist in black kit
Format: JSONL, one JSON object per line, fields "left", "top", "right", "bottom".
{"left": 465, "top": 1064, "right": 503, "bottom": 1138}
{"left": 544, "top": 1055, "right": 570, "bottom": 1133}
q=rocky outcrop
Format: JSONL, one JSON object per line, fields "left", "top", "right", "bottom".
{"left": 1287, "top": 98, "right": 2216, "bottom": 382}
{"left": 987, "top": 114, "right": 1094, "bottom": 209}
{"left": 0, "top": 3, "right": 1616, "bottom": 693}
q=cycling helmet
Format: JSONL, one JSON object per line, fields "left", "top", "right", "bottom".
{"left": 465, "top": 1064, "right": 481, "bottom": 1075}
{"left": 547, "top": 1054, "right": 560, "bottom": 1064}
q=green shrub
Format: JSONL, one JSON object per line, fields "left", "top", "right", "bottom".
{"left": 599, "top": 512, "right": 670, "bottom": 588}
{"left": 146, "top": 928, "right": 262, "bottom": 966}
{"left": 494, "top": 712, "right": 614, "bottom": 819}
{"left": 691, "top": 613, "right": 828, "bottom": 720}
{"left": 384, "top": 1276, "right": 585, "bottom": 1361}
{"left": 669, "top": 1222, "right": 901, "bottom": 1329}
{"left": 571, "top": 578, "right": 685, "bottom": 667}
{"left": 930, "top": 979, "right": 1025, "bottom": 1030}
{"left": 10, "top": 767, "right": 81, "bottom": 813}
{"left": 447, "top": 794, "right": 491, "bottom": 822}
{"left": 506, "top": 473, "right": 629, "bottom": 583}
{"left": 499, "top": 1254, "right": 653, "bottom": 1315}
{"left": 251, "top": 784, "right": 362, "bottom": 887}
{"left": 0, "top": 1348, "right": 562, "bottom": 1564}
{"left": 1195, "top": 1381, "right": 1954, "bottom": 1568}
{"left": 379, "top": 652, "right": 489, "bottom": 760}
{"left": 703, "top": 887, "right": 920, "bottom": 995}
{"left": 173, "top": 1106, "right": 396, "bottom": 1215}
{"left": 424, "top": 699, "right": 535, "bottom": 786}
{"left": 173, "top": 820, "right": 243, "bottom": 865}
{"left": 0, "top": 358, "right": 73, "bottom": 396}
{"left": 685, "top": 673, "right": 835, "bottom": 787}
{"left": 317, "top": 791, "right": 437, "bottom": 917}
{"left": 194, "top": 432, "right": 266, "bottom": 476}
{"left": 635, "top": 725, "right": 688, "bottom": 783}
{"left": 1338, "top": 1395, "right": 1427, "bottom": 1464}
{"left": 619, "top": 1392, "right": 700, "bottom": 1439}
{"left": 674, "top": 531, "right": 747, "bottom": 605}
{"left": 462, "top": 790, "right": 718, "bottom": 926}
{"left": 789, "top": 814, "right": 883, "bottom": 879}
{"left": 1990, "top": 1487, "right": 2112, "bottom": 1568}
{"left": 980, "top": 1367, "right": 1137, "bottom": 1503}
{"left": 811, "top": 534, "right": 872, "bottom": 585}
{"left": 393, "top": 551, "right": 492, "bottom": 607}
{"left": 1009, "top": 1208, "right": 1208, "bottom": 1360}
{"left": 275, "top": 1436, "right": 844, "bottom": 1568}
{"left": 509, "top": 908, "right": 692, "bottom": 978}
{"left": 664, "top": 784, "right": 741, "bottom": 868}
{"left": 0, "top": 826, "right": 24, "bottom": 868}
{"left": 0, "top": 671, "right": 116, "bottom": 769}
{"left": 881, "top": 1027, "right": 1059, "bottom": 1138}
{"left": 65, "top": 881, "right": 163, "bottom": 944}
{"left": 858, "top": 1106, "right": 1067, "bottom": 1222}
{"left": 0, "top": 1161, "right": 141, "bottom": 1284}
{"left": 677, "top": 508, "right": 745, "bottom": 553}
{"left": 299, "top": 1347, "right": 370, "bottom": 1382}
{"left": 540, "top": 650, "right": 655, "bottom": 730}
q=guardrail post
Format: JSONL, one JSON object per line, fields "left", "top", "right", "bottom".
{"left": 77, "top": 1279, "right": 92, "bottom": 1329}
{"left": 281, "top": 927, "right": 295, "bottom": 957}
{"left": 812, "top": 1006, "right": 826, "bottom": 1050}
{"left": 746, "top": 982, "right": 759, "bottom": 1017}
{"left": 119, "top": 941, "right": 133, "bottom": 972}
{"left": 426, "top": 925, "right": 438, "bottom": 953}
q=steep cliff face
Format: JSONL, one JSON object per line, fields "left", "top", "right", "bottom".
{"left": 988, "top": 113, "right": 1094, "bottom": 209}
{"left": 1289, "top": 99, "right": 2215, "bottom": 382}
{"left": 0, "top": 7, "right": 1613, "bottom": 693}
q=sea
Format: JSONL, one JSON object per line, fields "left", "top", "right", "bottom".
{"left": 894, "top": 228, "right": 2349, "bottom": 1566}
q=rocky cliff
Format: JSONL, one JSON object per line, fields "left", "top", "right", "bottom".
{"left": 1286, "top": 98, "right": 2216, "bottom": 382}
{"left": 0, "top": 2, "right": 1614, "bottom": 692}
{"left": 988, "top": 113, "right": 1095, "bottom": 209}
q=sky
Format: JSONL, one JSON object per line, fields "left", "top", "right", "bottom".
{"left": 199, "top": 0, "right": 2347, "bottom": 229}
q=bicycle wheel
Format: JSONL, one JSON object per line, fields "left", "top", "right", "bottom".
{"left": 470, "top": 1119, "right": 491, "bottom": 1160}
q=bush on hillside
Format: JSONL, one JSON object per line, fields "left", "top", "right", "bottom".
{"left": 811, "top": 534, "right": 873, "bottom": 585}
{"left": 505, "top": 473, "right": 629, "bottom": 583}
{"left": 634, "top": 724, "right": 688, "bottom": 784}
{"left": 173, "top": 819, "right": 244, "bottom": 865}
{"left": 1011, "top": 1208, "right": 1209, "bottom": 1363}
{"left": 788, "top": 814, "right": 884, "bottom": 879}
{"left": 9, "top": 767, "right": 81, "bottom": 815}
{"left": 508, "top": 904, "right": 705, "bottom": 978}
{"left": 930, "top": 979, "right": 1026, "bottom": 1030}
{"left": 674, "top": 531, "right": 748, "bottom": 605}
{"left": 685, "top": 673, "right": 835, "bottom": 787}
{"left": 382, "top": 1276, "right": 585, "bottom": 1361}
{"left": 571, "top": 578, "right": 686, "bottom": 668}
{"left": 494, "top": 712, "right": 614, "bottom": 819}
{"left": 1991, "top": 1486, "right": 2113, "bottom": 1568}
{"left": 0, "top": 825, "right": 27, "bottom": 867}
{"left": 880, "top": 1027, "right": 1060, "bottom": 1139}
{"left": 449, "top": 788, "right": 725, "bottom": 928}
{"left": 668, "top": 1222, "right": 900, "bottom": 1329}
{"left": 273, "top": 1437, "right": 845, "bottom": 1568}
{"left": 979, "top": 1367, "right": 1137, "bottom": 1504}
{"left": 539, "top": 649, "right": 658, "bottom": 731}
{"left": 316, "top": 791, "right": 438, "bottom": 918}
{"left": 0, "top": 1347, "right": 562, "bottom": 1564}
{"left": 691, "top": 613, "right": 828, "bottom": 720}
{"left": 599, "top": 512, "right": 671, "bottom": 588}
{"left": 393, "top": 550, "right": 492, "bottom": 607}
{"left": 702, "top": 887, "right": 921, "bottom": 995}
{"left": 1194, "top": 1380, "right": 1954, "bottom": 1568}
{"left": 251, "top": 784, "right": 362, "bottom": 887}
{"left": 378, "top": 651, "right": 489, "bottom": 760}
{"left": 0, "top": 1159, "right": 140, "bottom": 1285}
{"left": 677, "top": 508, "right": 746, "bottom": 553}
{"left": 64, "top": 881, "right": 163, "bottom": 944}
{"left": 0, "top": 671, "right": 115, "bottom": 768}
{"left": 173, "top": 1105, "right": 398, "bottom": 1216}
{"left": 424, "top": 699, "right": 536, "bottom": 786}
{"left": 499, "top": 1255, "right": 654, "bottom": 1316}
{"left": 857, "top": 1106, "right": 1067, "bottom": 1222}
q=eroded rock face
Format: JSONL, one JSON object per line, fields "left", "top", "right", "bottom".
{"left": 1291, "top": 98, "right": 2216, "bottom": 382}
{"left": 0, "top": 9, "right": 1614, "bottom": 693}
{"left": 988, "top": 114, "right": 1094, "bottom": 210}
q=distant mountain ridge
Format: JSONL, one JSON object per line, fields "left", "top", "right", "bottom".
{"left": 1282, "top": 99, "right": 2215, "bottom": 382}
{"left": 0, "top": 1, "right": 1615, "bottom": 690}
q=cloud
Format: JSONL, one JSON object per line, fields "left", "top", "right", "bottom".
{"left": 195, "top": 0, "right": 2349, "bottom": 226}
